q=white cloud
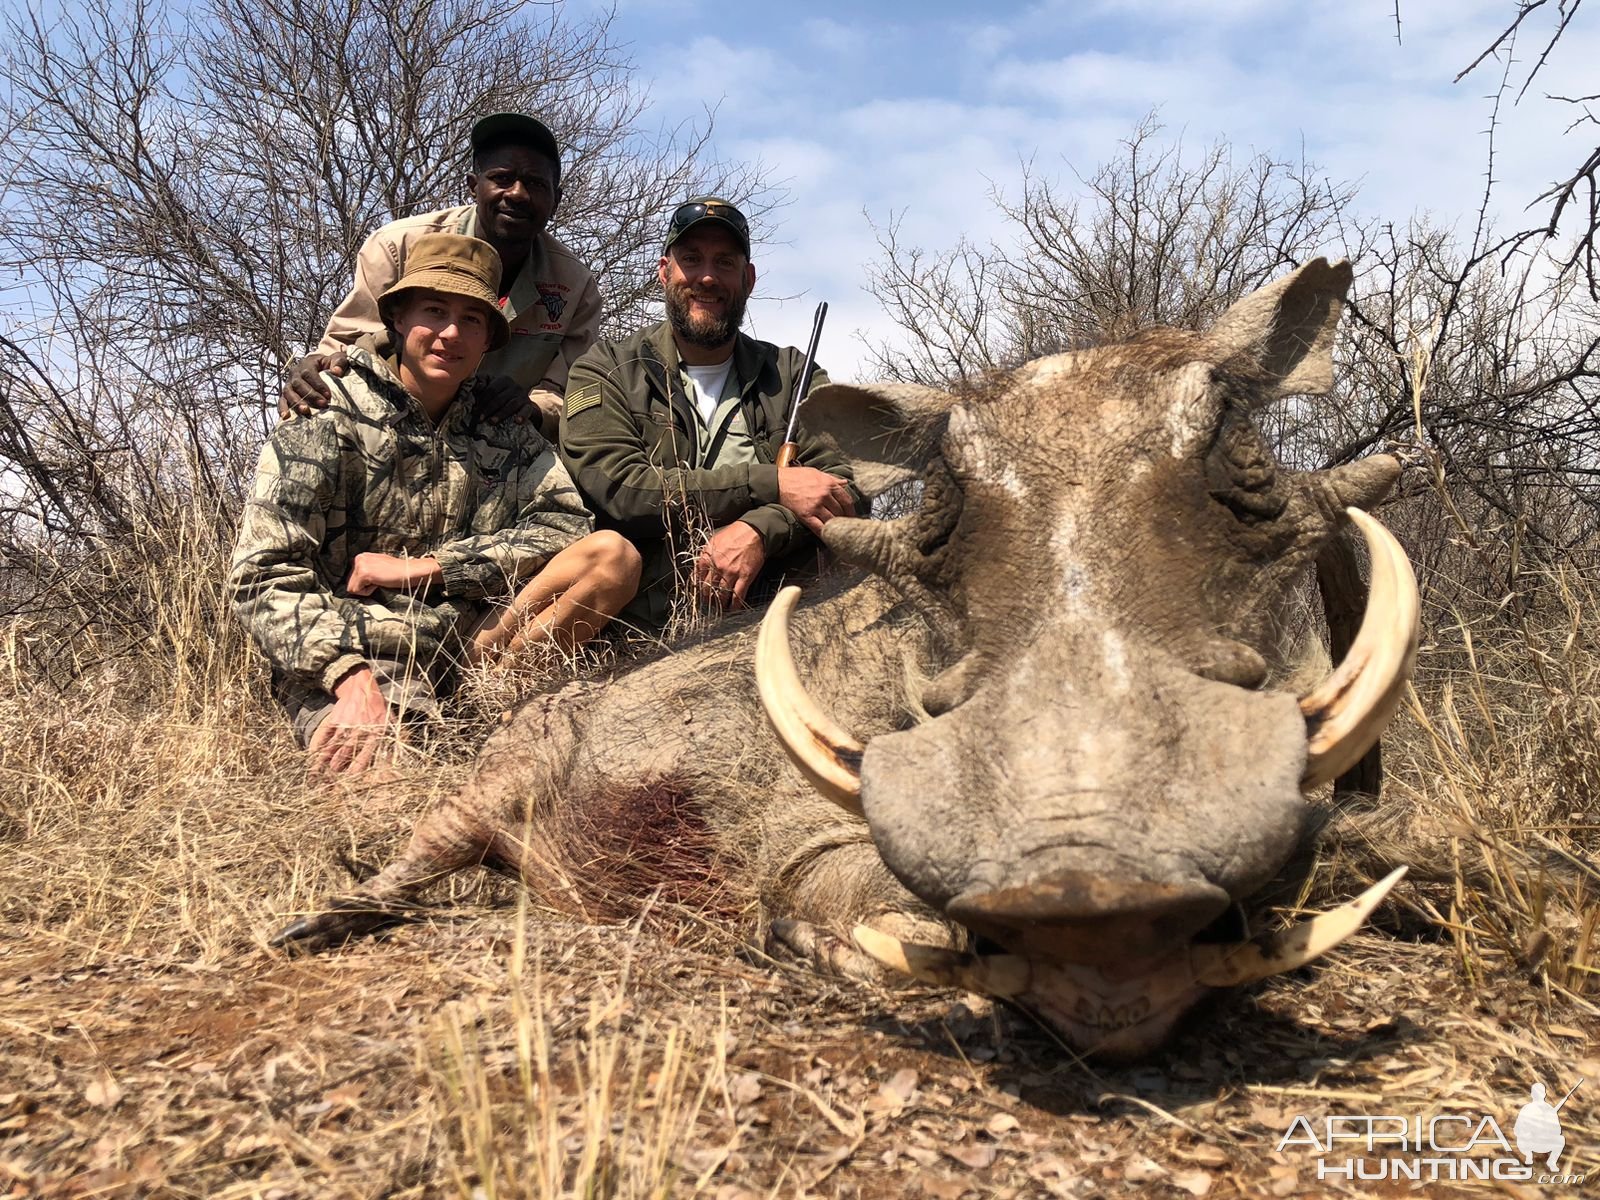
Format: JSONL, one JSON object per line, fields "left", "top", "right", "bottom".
{"left": 966, "top": 22, "right": 1016, "bottom": 61}
{"left": 619, "top": 2, "right": 1600, "bottom": 380}
{"left": 988, "top": 48, "right": 1234, "bottom": 116}
{"left": 645, "top": 36, "right": 807, "bottom": 125}
{"left": 1079, "top": 0, "right": 1278, "bottom": 17}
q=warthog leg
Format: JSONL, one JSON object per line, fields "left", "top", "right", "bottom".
{"left": 769, "top": 918, "right": 885, "bottom": 982}
{"left": 272, "top": 691, "right": 592, "bottom": 953}
{"left": 269, "top": 796, "right": 492, "bottom": 950}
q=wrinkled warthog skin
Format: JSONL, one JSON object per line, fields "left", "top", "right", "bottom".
{"left": 274, "top": 259, "right": 1407, "bottom": 1057}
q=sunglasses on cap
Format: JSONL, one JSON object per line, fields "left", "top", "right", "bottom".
{"left": 666, "top": 200, "right": 750, "bottom": 245}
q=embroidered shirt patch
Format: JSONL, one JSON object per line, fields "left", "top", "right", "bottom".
{"left": 565, "top": 382, "right": 602, "bottom": 419}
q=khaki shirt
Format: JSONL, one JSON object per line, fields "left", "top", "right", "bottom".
{"left": 319, "top": 204, "right": 602, "bottom": 414}
{"left": 231, "top": 336, "right": 594, "bottom": 696}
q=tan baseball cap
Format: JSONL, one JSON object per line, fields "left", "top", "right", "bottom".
{"left": 377, "top": 233, "right": 510, "bottom": 350}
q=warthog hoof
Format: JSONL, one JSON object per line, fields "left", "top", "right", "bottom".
{"left": 268, "top": 895, "right": 410, "bottom": 952}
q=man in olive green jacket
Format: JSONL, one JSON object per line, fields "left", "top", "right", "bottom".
{"left": 560, "top": 197, "right": 862, "bottom": 630}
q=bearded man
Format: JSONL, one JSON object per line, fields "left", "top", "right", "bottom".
{"left": 558, "top": 197, "right": 862, "bottom": 630}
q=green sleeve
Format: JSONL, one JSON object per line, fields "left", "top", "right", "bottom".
{"left": 561, "top": 355, "right": 862, "bottom": 561}
{"left": 737, "top": 366, "right": 865, "bottom": 560}
{"left": 559, "top": 350, "right": 782, "bottom": 537}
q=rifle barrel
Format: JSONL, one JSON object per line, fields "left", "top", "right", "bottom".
{"left": 782, "top": 301, "right": 829, "bottom": 449}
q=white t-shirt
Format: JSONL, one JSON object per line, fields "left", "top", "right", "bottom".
{"left": 683, "top": 359, "right": 736, "bottom": 425}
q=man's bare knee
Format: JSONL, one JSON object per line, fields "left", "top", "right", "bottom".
{"left": 577, "top": 530, "right": 642, "bottom": 588}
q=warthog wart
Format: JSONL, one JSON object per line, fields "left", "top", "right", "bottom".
{"left": 272, "top": 258, "right": 1419, "bottom": 1058}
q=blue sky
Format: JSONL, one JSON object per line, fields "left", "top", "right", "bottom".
{"left": 578, "top": 0, "right": 1600, "bottom": 377}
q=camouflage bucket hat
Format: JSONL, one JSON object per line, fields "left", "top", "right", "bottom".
{"left": 663, "top": 196, "right": 751, "bottom": 257}
{"left": 378, "top": 232, "right": 511, "bottom": 351}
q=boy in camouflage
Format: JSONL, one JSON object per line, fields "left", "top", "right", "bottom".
{"left": 231, "top": 233, "right": 640, "bottom": 777}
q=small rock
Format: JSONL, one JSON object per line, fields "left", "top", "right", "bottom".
{"left": 83, "top": 1074, "right": 124, "bottom": 1110}
{"left": 1124, "top": 1157, "right": 1165, "bottom": 1183}
{"left": 914, "top": 1172, "right": 971, "bottom": 1200}
{"left": 730, "top": 1072, "right": 763, "bottom": 1106}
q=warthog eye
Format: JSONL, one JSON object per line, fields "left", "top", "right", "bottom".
{"left": 1205, "top": 407, "right": 1285, "bottom": 523}
{"left": 914, "top": 455, "right": 963, "bottom": 557}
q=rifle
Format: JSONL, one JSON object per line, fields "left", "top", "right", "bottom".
{"left": 775, "top": 301, "right": 828, "bottom": 468}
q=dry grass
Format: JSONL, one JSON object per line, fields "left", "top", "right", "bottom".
{"left": 1, "top": 507, "right": 1598, "bottom": 1198}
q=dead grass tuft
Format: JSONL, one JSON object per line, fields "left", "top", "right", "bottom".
{"left": 422, "top": 910, "right": 729, "bottom": 1198}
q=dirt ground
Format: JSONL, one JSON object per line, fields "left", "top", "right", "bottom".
{"left": 3, "top": 744, "right": 1597, "bottom": 1199}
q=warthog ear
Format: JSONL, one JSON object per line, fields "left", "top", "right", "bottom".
{"left": 803, "top": 382, "right": 956, "bottom": 499}
{"left": 1205, "top": 257, "right": 1354, "bottom": 401}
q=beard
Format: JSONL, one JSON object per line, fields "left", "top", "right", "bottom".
{"left": 665, "top": 279, "right": 749, "bottom": 349}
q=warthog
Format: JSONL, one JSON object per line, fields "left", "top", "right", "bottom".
{"left": 274, "top": 258, "right": 1419, "bottom": 1058}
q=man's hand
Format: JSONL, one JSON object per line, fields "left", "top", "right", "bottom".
{"left": 692, "top": 521, "right": 766, "bottom": 608}
{"left": 473, "top": 374, "right": 542, "bottom": 427}
{"left": 308, "top": 665, "right": 393, "bottom": 778}
{"left": 279, "top": 351, "right": 348, "bottom": 420}
{"left": 345, "top": 552, "right": 441, "bottom": 596}
{"left": 529, "top": 387, "right": 565, "bottom": 436}
{"left": 777, "top": 466, "right": 856, "bottom": 535}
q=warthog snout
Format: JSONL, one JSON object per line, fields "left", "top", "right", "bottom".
{"left": 946, "top": 871, "right": 1233, "bottom": 965}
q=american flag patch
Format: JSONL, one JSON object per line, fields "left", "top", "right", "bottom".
{"left": 565, "top": 382, "right": 602, "bottom": 418}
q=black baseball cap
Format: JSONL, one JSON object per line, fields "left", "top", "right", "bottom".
{"left": 470, "top": 112, "right": 561, "bottom": 175}
{"left": 663, "top": 196, "right": 751, "bottom": 257}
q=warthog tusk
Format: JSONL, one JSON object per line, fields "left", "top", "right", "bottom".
{"left": 853, "top": 867, "right": 1405, "bottom": 1000}
{"left": 852, "top": 924, "right": 1032, "bottom": 997}
{"left": 756, "top": 586, "right": 866, "bottom": 817}
{"left": 1191, "top": 865, "right": 1408, "bottom": 988}
{"left": 1299, "top": 508, "right": 1420, "bottom": 790}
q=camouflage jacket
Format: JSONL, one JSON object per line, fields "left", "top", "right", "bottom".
{"left": 559, "top": 320, "right": 863, "bottom": 627}
{"left": 230, "top": 337, "right": 594, "bottom": 695}
{"left": 318, "top": 204, "right": 602, "bottom": 416}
